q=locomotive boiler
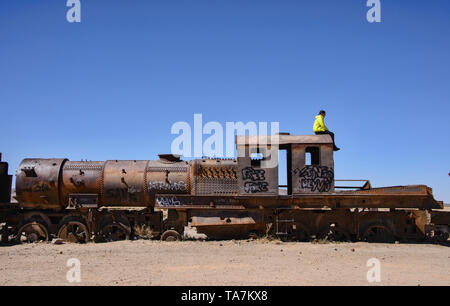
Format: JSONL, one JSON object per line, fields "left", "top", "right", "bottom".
{"left": 1, "top": 133, "right": 449, "bottom": 243}
{"left": 16, "top": 154, "right": 192, "bottom": 210}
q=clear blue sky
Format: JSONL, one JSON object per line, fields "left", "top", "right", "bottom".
{"left": 0, "top": 0, "right": 449, "bottom": 202}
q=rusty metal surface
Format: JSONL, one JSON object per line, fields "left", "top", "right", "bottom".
{"left": 290, "top": 143, "right": 335, "bottom": 194}
{"left": 236, "top": 150, "right": 279, "bottom": 196}
{"left": 15, "top": 158, "right": 192, "bottom": 210}
{"left": 155, "top": 194, "right": 244, "bottom": 210}
{"left": 339, "top": 184, "right": 431, "bottom": 195}
{"left": 15, "top": 158, "right": 67, "bottom": 209}
{"left": 430, "top": 210, "right": 450, "bottom": 225}
{"left": 61, "top": 161, "right": 104, "bottom": 207}
{"left": 192, "top": 158, "right": 238, "bottom": 195}
{"left": 146, "top": 159, "right": 191, "bottom": 202}
{"left": 237, "top": 192, "right": 442, "bottom": 209}
{"left": 0, "top": 153, "right": 12, "bottom": 204}
{"left": 102, "top": 160, "right": 149, "bottom": 207}
{"left": 189, "top": 209, "right": 263, "bottom": 227}
{"left": 235, "top": 134, "right": 333, "bottom": 145}
{"left": 14, "top": 158, "right": 443, "bottom": 211}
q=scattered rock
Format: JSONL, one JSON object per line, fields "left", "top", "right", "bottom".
{"left": 183, "top": 226, "right": 207, "bottom": 240}
{"left": 351, "top": 248, "right": 355, "bottom": 252}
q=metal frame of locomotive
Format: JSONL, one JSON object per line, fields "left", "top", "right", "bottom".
{"left": 0, "top": 133, "right": 449, "bottom": 243}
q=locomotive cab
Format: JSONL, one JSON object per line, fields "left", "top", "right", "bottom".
{"left": 236, "top": 133, "right": 334, "bottom": 196}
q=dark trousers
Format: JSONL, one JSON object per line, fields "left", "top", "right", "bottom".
{"left": 315, "top": 131, "right": 338, "bottom": 149}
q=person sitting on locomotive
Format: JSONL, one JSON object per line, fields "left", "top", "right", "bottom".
{"left": 313, "top": 110, "right": 340, "bottom": 151}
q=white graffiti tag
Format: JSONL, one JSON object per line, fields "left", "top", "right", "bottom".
{"left": 148, "top": 181, "right": 187, "bottom": 192}
{"left": 156, "top": 196, "right": 181, "bottom": 207}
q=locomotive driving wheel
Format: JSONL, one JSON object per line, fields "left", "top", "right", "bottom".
{"left": 160, "top": 229, "right": 182, "bottom": 241}
{"left": 97, "top": 213, "right": 131, "bottom": 242}
{"left": 100, "top": 224, "right": 130, "bottom": 241}
{"left": 57, "top": 216, "right": 90, "bottom": 243}
{"left": 318, "top": 224, "right": 351, "bottom": 242}
{"left": 433, "top": 231, "right": 450, "bottom": 244}
{"left": 16, "top": 221, "right": 48, "bottom": 243}
{"left": 283, "top": 223, "right": 310, "bottom": 242}
{"left": 362, "top": 223, "right": 395, "bottom": 243}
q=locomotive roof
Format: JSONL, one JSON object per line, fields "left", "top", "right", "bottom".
{"left": 235, "top": 134, "right": 333, "bottom": 145}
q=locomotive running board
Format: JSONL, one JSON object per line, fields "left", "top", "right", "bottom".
{"left": 155, "top": 184, "right": 442, "bottom": 210}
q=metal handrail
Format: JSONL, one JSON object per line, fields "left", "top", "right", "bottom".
{"left": 334, "top": 179, "right": 371, "bottom": 190}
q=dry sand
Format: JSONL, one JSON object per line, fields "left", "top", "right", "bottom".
{"left": 0, "top": 239, "right": 449, "bottom": 286}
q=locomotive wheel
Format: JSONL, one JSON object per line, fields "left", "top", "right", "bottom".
{"left": 1, "top": 225, "right": 9, "bottom": 243}
{"left": 318, "top": 224, "right": 351, "bottom": 242}
{"left": 58, "top": 216, "right": 90, "bottom": 243}
{"left": 97, "top": 214, "right": 131, "bottom": 242}
{"left": 362, "top": 223, "right": 395, "bottom": 243}
{"left": 283, "top": 223, "right": 310, "bottom": 242}
{"left": 161, "top": 230, "right": 181, "bottom": 241}
{"left": 16, "top": 222, "right": 48, "bottom": 243}
{"left": 292, "top": 223, "right": 310, "bottom": 241}
{"left": 432, "top": 230, "right": 449, "bottom": 244}
{"left": 22, "top": 212, "right": 51, "bottom": 230}
{"left": 100, "top": 224, "right": 130, "bottom": 242}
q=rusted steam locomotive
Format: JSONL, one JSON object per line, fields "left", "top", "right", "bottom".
{"left": 0, "top": 134, "right": 449, "bottom": 243}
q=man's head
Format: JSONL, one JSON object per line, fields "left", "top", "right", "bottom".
{"left": 319, "top": 110, "right": 326, "bottom": 117}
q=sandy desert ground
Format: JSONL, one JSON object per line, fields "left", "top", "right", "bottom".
{"left": 0, "top": 239, "right": 449, "bottom": 286}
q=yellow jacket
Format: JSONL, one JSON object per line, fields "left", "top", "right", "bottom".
{"left": 313, "top": 115, "right": 328, "bottom": 132}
